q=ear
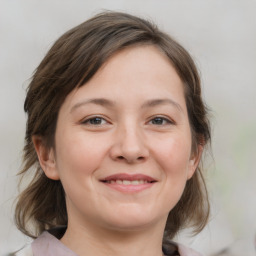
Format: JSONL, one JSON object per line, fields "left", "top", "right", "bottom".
{"left": 32, "top": 135, "right": 60, "bottom": 180}
{"left": 187, "top": 144, "right": 204, "bottom": 180}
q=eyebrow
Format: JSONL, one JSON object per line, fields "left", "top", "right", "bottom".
{"left": 70, "top": 98, "right": 183, "bottom": 113}
{"left": 70, "top": 98, "right": 115, "bottom": 113}
{"left": 141, "top": 98, "right": 183, "bottom": 112}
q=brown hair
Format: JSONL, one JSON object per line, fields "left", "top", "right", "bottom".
{"left": 15, "top": 11, "right": 211, "bottom": 241}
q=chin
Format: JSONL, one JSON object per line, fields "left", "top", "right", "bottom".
{"left": 102, "top": 209, "right": 163, "bottom": 232}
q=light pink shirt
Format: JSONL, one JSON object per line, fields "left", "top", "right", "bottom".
{"left": 15, "top": 231, "right": 203, "bottom": 256}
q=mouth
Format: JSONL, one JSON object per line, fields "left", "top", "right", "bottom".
{"left": 102, "top": 180, "right": 154, "bottom": 185}
{"left": 100, "top": 173, "right": 157, "bottom": 192}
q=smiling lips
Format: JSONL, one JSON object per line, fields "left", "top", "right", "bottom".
{"left": 100, "top": 173, "right": 157, "bottom": 193}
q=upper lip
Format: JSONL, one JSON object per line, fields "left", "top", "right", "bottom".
{"left": 100, "top": 173, "right": 157, "bottom": 182}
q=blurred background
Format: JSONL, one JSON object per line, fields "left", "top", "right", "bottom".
{"left": 0, "top": 0, "right": 255, "bottom": 255}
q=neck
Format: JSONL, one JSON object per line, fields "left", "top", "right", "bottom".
{"left": 61, "top": 220, "right": 166, "bottom": 256}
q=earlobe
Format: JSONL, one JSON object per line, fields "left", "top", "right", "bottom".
{"left": 32, "top": 135, "right": 60, "bottom": 180}
{"left": 187, "top": 144, "right": 203, "bottom": 180}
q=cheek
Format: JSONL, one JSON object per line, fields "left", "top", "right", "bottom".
{"left": 155, "top": 136, "right": 192, "bottom": 181}
{"left": 54, "top": 129, "right": 106, "bottom": 182}
{"left": 155, "top": 137, "right": 192, "bottom": 212}
{"left": 54, "top": 131, "right": 104, "bottom": 207}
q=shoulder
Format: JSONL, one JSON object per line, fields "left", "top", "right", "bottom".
{"left": 163, "top": 240, "right": 203, "bottom": 256}
{"left": 178, "top": 244, "right": 204, "bottom": 256}
{"left": 12, "top": 245, "right": 33, "bottom": 256}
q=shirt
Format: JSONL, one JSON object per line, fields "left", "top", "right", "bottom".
{"left": 14, "top": 230, "right": 203, "bottom": 256}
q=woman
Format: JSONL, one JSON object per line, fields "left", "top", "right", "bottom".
{"left": 14, "top": 11, "right": 211, "bottom": 256}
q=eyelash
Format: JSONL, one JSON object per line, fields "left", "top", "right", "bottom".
{"left": 81, "top": 115, "right": 174, "bottom": 126}
{"left": 148, "top": 116, "right": 174, "bottom": 126}
{"left": 81, "top": 116, "right": 109, "bottom": 126}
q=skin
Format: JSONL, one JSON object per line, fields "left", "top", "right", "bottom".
{"left": 34, "top": 45, "right": 202, "bottom": 256}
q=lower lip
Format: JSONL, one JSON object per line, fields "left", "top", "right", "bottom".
{"left": 101, "top": 182, "right": 155, "bottom": 193}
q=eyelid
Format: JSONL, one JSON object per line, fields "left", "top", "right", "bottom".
{"left": 147, "top": 115, "right": 176, "bottom": 125}
{"left": 80, "top": 115, "right": 111, "bottom": 125}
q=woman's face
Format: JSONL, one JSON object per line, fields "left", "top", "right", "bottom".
{"left": 40, "top": 45, "right": 200, "bottom": 232}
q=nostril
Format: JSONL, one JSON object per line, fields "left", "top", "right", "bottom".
{"left": 116, "top": 155, "right": 144, "bottom": 162}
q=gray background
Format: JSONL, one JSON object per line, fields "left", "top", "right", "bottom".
{"left": 0, "top": 0, "right": 256, "bottom": 255}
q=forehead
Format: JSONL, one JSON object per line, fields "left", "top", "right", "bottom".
{"left": 61, "top": 45, "right": 186, "bottom": 111}
{"left": 98, "top": 45, "right": 180, "bottom": 83}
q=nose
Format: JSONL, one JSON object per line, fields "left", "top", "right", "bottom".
{"left": 109, "top": 123, "right": 149, "bottom": 164}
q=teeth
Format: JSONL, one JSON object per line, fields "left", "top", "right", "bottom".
{"left": 105, "top": 180, "right": 151, "bottom": 185}
{"left": 123, "top": 180, "right": 131, "bottom": 185}
{"left": 131, "top": 180, "right": 139, "bottom": 185}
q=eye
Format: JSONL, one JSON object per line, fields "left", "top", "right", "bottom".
{"left": 149, "top": 116, "right": 173, "bottom": 125}
{"left": 82, "top": 116, "right": 108, "bottom": 125}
